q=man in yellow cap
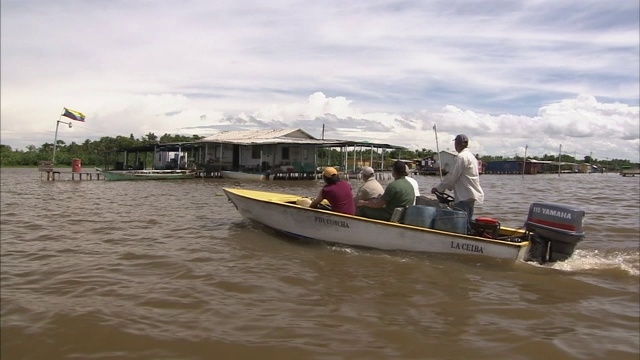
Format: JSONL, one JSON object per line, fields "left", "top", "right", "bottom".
{"left": 309, "top": 167, "right": 356, "bottom": 215}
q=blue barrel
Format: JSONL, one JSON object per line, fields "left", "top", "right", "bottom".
{"left": 433, "top": 208, "right": 468, "bottom": 234}
{"left": 403, "top": 205, "right": 437, "bottom": 228}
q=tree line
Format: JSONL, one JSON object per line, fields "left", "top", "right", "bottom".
{"left": 0, "top": 133, "right": 202, "bottom": 167}
{"left": 0, "top": 133, "right": 636, "bottom": 171}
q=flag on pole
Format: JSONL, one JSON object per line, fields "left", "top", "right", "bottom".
{"left": 62, "top": 107, "right": 86, "bottom": 122}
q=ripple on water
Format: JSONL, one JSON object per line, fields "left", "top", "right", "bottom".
{"left": 0, "top": 169, "right": 638, "bottom": 359}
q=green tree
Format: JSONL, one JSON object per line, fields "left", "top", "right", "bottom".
{"left": 141, "top": 132, "right": 159, "bottom": 144}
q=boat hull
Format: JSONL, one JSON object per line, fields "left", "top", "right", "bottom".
{"left": 221, "top": 171, "right": 267, "bottom": 181}
{"left": 223, "top": 188, "right": 531, "bottom": 261}
{"left": 102, "top": 170, "right": 196, "bottom": 181}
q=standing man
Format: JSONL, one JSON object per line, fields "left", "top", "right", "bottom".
{"left": 356, "top": 161, "right": 416, "bottom": 221}
{"left": 354, "top": 166, "right": 384, "bottom": 216}
{"left": 431, "top": 134, "right": 484, "bottom": 228}
{"left": 310, "top": 167, "right": 356, "bottom": 215}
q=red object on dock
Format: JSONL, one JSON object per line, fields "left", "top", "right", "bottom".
{"left": 72, "top": 158, "right": 82, "bottom": 173}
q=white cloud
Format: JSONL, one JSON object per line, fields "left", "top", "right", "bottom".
{"left": 0, "top": 0, "right": 638, "bottom": 161}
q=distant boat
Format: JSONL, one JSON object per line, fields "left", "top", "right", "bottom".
{"left": 221, "top": 171, "right": 269, "bottom": 181}
{"left": 619, "top": 166, "right": 640, "bottom": 177}
{"left": 223, "top": 188, "right": 587, "bottom": 264}
{"left": 102, "top": 169, "right": 196, "bottom": 181}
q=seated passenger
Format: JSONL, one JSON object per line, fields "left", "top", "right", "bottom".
{"left": 356, "top": 161, "right": 415, "bottom": 221}
{"left": 310, "top": 167, "right": 356, "bottom": 215}
{"left": 354, "top": 166, "right": 384, "bottom": 216}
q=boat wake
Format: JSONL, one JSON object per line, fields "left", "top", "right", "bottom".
{"left": 543, "top": 249, "right": 639, "bottom": 276}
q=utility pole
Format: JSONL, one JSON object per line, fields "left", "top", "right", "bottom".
{"left": 558, "top": 144, "right": 562, "bottom": 177}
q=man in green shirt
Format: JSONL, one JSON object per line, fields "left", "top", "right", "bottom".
{"left": 355, "top": 160, "right": 416, "bottom": 221}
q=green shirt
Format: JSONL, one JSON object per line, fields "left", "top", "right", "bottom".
{"left": 380, "top": 178, "right": 416, "bottom": 217}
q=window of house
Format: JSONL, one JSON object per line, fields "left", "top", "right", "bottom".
{"left": 252, "top": 147, "right": 261, "bottom": 159}
{"left": 281, "top": 147, "right": 290, "bottom": 160}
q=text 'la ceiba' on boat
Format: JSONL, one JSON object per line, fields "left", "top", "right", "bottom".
{"left": 223, "top": 188, "right": 586, "bottom": 264}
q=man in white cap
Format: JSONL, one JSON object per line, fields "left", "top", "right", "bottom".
{"left": 431, "top": 134, "right": 484, "bottom": 231}
{"left": 354, "top": 166, "right": 384, "bottom": 216}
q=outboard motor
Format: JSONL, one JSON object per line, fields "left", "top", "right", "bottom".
{"left": 524, "top": 203, "right": 586, "bottom": 264}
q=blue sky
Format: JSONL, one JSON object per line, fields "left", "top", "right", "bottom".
{"left": 1, "top": 0, "right": 638, "bottom": 161}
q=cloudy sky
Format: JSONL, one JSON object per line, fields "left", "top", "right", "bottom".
{"left": 1, "top": 0, "right": 638, "bottom": 161}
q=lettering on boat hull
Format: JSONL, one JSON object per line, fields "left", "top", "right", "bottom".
{"left": 314, "top": 216, "right": 350, "bottom": 228}
{"left": 450, "top": 241, "right": 484, "bottom": 254}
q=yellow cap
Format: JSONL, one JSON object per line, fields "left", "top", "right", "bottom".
{"left": 322, "top": 167, "right": 338, "bottom": 177}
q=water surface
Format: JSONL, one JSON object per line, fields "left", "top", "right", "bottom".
{"left": 1, "top": 169, "right": 638, "bottom": 359}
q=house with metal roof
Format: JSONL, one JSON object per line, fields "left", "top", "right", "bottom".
{"left": 100, "top": 128, "right": 407, "bottom": 178}
{"left": 196, "top": 128, "right": 405, "bottom": 178}
{"left": 196, "top": 128, "right": 322, "bottom": 176}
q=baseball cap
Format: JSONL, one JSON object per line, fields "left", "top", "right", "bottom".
{"left": 454, "top": 134, "right": 469, "bottom": 144}
{"left": 322, "top": 167, "right": 338, "bottom": 177}
{"left": 360, "top": 166, "right": 374, "bottom": 176}
{"left": 392, "top": 160, "right": 407, "bottom": 174}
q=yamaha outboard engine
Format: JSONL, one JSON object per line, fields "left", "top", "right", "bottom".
{"left": 524, "top": 203, "right": 586, "bottom": 264}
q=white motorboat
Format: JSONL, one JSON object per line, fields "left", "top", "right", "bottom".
{"left": 223, "top": 188, "right": 586, "bottom": 264}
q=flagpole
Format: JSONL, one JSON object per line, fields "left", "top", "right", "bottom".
{"left": 52, "top": 110, "right": 72, "bottom": 166}
{"left": 433, "top": 124, "right": 443, "bottom": 180}
{"left": 52, "top": 113, "right": 62, "bottom": 166}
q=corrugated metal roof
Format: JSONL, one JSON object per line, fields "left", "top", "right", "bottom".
{"left": 196, "top": 128, "right": 405, "bottom": 149}
{"left": 199, "top": 128, "right": 315, "bottom": 142}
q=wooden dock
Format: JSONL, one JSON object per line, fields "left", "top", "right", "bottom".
{"left": 40, "top": 170, "right": 103, "bottom": 181}
{"left": 39, "top": 161, "right": 103, "bottom": 181}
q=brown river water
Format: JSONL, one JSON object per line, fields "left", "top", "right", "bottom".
{"left": 1, "top": 168, "right": 638, "bottom": 360}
